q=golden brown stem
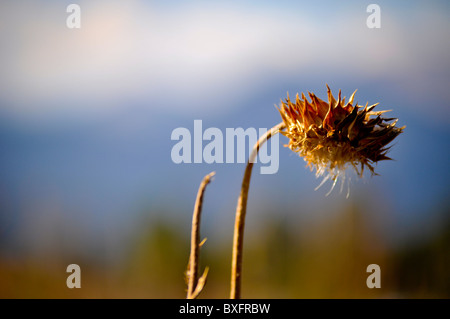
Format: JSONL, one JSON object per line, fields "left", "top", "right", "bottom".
{"left": 187, "top": 171, "right": 215, "bottom": 299}
{"left": 230, "top": 122, "right": 285, "bottom": 299}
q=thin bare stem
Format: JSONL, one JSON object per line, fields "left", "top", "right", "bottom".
{"left": 230, "top": 122, "right": 285, "bottom": 299}
{"left": 187, "top": 171, "right": 215, "bottom": 299}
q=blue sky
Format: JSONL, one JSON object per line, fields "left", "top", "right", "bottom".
{"left": 0, "top": 1, "right": 449, "bottom": 259}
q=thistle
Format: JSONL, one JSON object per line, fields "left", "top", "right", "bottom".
{"left": 229, "top": 86, "right": 404, "bottom": 299}
{"left": 278, "top": 85, "right": 405, "bottom": 195}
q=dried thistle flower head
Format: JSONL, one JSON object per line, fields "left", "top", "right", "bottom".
{"left": 278, "top": 85, "right": 405, "bottom": 196}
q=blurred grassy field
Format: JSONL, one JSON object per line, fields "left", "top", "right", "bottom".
{"left": 1, "top": 201, "right": 448, "bottom": 299}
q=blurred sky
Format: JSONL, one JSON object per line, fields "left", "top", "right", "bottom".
{"left": 0, "top": 0, "right": 449, "bottom": 262}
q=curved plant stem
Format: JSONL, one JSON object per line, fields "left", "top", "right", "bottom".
{"left": 187, "top": 171, "right": 215, "bottom": 299}
{"left": 230, "top": 122, "right": 285, "bottom": 299}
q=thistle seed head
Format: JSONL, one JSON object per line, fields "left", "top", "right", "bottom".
{"left": 278, "top": 85, "right": 404, "bottom": 196}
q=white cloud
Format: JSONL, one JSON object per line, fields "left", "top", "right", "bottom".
{"left": 0, "top": 1, "right": 448, "bottom": 121}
